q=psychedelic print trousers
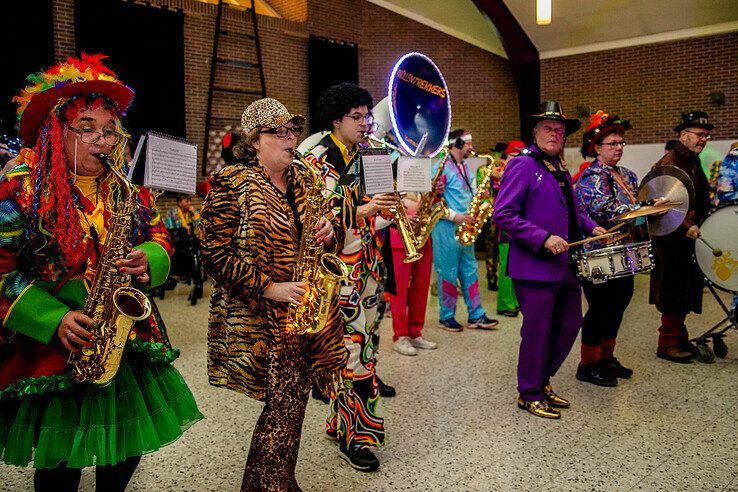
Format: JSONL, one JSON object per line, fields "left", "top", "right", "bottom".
{"left": 327, "top": 275, "right": 385, "bottom": 448}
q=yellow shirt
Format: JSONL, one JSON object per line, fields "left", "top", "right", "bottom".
{"left": 74, "top": 174, "right": 108, "bottom": 243}
{"left": 73, "top": 174, "right": 109, "bottom": 282}
{"left": 329, "top": 133, "right": 354, "bottom": 166}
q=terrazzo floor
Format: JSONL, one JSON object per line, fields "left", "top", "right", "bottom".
{"left": 2, "top": 266, "right": 737, "bottom": 491}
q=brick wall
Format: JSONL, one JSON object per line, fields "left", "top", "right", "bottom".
{"left": 51, "top": 0, "right": 518, "bottom": 184}
{"left": 48, "top": 0, "right": 738, "bottom": 201}
{"left": 360, "top": 1, "right": 519, "bottom": 148}
{"left": 268, "top": 0, "right": 307, "bottom": 23}
{"left": 541, "top": 32, "right": 738, "bottom": 145}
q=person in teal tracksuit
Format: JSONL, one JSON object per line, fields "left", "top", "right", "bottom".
{"left": 431, "top": 129, "right": 498, "bottom": 332}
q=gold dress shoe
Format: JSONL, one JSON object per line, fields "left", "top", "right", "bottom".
{"left": 517, "top": 397, "right": 561, "bottom": 419}
{"left": 544, "top": 384, "right": 570, "bottom": 408}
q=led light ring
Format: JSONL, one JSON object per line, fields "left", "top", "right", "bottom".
{"left": 387, "top": 52, "right": 451, "bottom": 158}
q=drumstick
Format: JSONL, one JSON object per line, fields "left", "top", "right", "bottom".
{"left": 567, "top": 232, "right": 619, "bottom": 248}
{"left": 697, "top": 236, "right": 723, "bottom": 257}
{"left": 605, "top": 222, "right": 625, "bottom": 234}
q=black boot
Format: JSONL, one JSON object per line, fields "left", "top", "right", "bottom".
{"left": 603, "top": 357, "right": 633, "bottom": 379}
{"left": 576, "top": 361, "right": 618, "bottom": 387}
{"left": 338, "top": 439, "right": 380, "bottom": 472}
{"left": 376, "top": 376, "right": 396, "bottom": 398}
{"left": 311, "top": 384, "right": 329, "bottom": 404}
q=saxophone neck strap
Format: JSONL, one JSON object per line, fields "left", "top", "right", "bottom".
{"left": 449, "top": 154, "right": 473, "bottom": 193}
{"left": 51, "top": 239, "right": 96, "bottom": 296}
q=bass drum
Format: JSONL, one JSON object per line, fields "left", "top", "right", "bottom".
{"left": 695, "top": 200, "right": 738, "bottom": 293}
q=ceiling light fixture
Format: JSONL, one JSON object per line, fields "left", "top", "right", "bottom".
{"left": 537, "top": 0, "right": 552, "bottom": 25}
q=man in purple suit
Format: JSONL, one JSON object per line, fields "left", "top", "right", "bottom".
{"left": 493, "top": 101, "right": 607, "bottom": 419}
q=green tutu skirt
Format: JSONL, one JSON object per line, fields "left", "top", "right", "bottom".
{"left": 0, "top": 355, "right": 203, "bottom": 469}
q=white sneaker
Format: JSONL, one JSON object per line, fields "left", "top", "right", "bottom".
{"left": 409, "top": 336, "right": 438, "bottom": 350}
{"left": 393, "top": 337, "right": 418, "bottom": 356}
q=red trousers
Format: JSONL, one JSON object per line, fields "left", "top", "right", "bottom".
{"left": 389, "top": 228, "right": 433, "bottom": 341}
{"left": 658, "top": 312, "right": 690, "bottom": 350}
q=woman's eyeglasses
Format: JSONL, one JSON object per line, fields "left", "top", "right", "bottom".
{"left": 600, "top": 141, "right": 626, "bottom": 148}
{"left": 260, "top": 125, "right": 304, "bottom": 138}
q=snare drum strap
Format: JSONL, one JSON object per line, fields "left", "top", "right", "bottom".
{"left": 610, "top": 166, "right": 637, "bottom": 206}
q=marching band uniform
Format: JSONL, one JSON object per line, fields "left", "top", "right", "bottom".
{"left": 495, "top": 141, "right": 525, "bottom": 317}
{"left": 650, "top": 112, "right": 713, "bottom": 363}
{"left": 306, "top": 132, "right": 387, "bottom": 469}
{"left": 389, "top": 193, "right": 436, "bottom": 356}
{"left": 478, "top": 161, "right": 499, "bottom": 292}
{"left": 494, "top": 102, "right": 600, "bottom": 419}
{"left": 431, "top": 133, "right": 497, "bottom": 331}
{"left": 0, "top": 55, "right": 202, "bottom": 490}
{"left": 574, "top": 111, "right": 639, "bottom": 386}
{"left": 199, "top": 98, "right": 346, "bottom": 491}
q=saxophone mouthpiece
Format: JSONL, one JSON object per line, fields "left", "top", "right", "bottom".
{"left": 94, "top": 153, "right": 114, "bottom": 169}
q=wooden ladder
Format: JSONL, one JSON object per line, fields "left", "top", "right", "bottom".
{"left": 202, "top": 0, "right": 267, "bottom": 175}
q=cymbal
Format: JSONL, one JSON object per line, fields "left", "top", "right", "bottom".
{"left": 638, "top": 166, "right": 693, "bottom": 236}
{"left": 615, "top": 201, "right": 684, "bottom": 221}
{"left": 638, "top": 165, "right": 695, "bottom": 204}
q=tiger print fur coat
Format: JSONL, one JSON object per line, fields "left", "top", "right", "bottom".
{"left": 198, "top": 158, "right": 347, "bottom": 401}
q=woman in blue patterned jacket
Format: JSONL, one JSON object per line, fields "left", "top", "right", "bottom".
{"left": 574, "top": 111, "right": 652, "bottom": 387}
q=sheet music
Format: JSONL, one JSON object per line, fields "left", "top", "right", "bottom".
{"left": 362, "top": 153, "right": 395, "bottom": 194}
{"left": 144, "top": 132, "right": 197, "bottom": 194}
{"left": 397, "top": 156, "right": 431, "bottom": 192}
{"left": 127, "top": 135, "right": 146, "bottom": 180}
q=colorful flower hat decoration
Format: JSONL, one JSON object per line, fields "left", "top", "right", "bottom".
{"left": 580, "top": 110, "right": 631, "bottom": 159}
{"left": 14, "top": 53, "right": 134, "bottom": 144}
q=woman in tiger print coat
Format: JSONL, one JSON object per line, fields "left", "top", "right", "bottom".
{"left": 198, "top": 98, "right": 346, "bottom": 492}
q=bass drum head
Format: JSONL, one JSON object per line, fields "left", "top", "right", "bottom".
{"left": 695, "top": 201, "right": 738, "bottom": 293}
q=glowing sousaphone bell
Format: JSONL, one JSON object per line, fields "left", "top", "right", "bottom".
{"left": 387, "top": 52, "right": 451, "bottom": 158}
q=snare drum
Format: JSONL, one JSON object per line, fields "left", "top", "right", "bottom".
{"left": 573, "top": 241, "right": 654, "bottom": 284}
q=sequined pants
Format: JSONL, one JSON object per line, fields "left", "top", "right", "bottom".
{"left": 485, "top": 223, "right": 499, "bottom": 285}
{"left": 242, "top": 347, "right": 310, "bottom": 491}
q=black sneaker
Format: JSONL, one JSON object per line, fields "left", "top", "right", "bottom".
{"left": 338, "top": 441, "right": 380, "bottom": 472}
{"left": 376, "top": 376, "right": 396, "bottom": 398}
{"left": 497, "top": 309, "right": 520, "bottom": 317}
{"left": 603, "top": 357, "right": 633, "bottom": 379}
{"left": 468, "top": 315, "right": 499, "bottom": 330}
{"left": 439, "top": 318, "right": 463, "bottom": 332}
{"left": 576, "top": 362, "right": 618, "bottom": 387}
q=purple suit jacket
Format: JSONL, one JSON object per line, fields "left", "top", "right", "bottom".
{"left": 493, "top": 147, "right": 598, "bottom": 282}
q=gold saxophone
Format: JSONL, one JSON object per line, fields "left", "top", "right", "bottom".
{"left": 389, "top": 190, "right": 423, "bottom": 263}
{"left": 68, "top": 153, "right": 152, "bottom": 386}
{"left": 363, "top": 134, "right": 422, "bottom": 263}
{"left": 413, "top": 149, "right": 450, "bottom": 249}
{"left": 287, "top": 156, "right": 349, "bottom": 335}
{"left": 455, "top": 152, "right": 496, "bottom": 246}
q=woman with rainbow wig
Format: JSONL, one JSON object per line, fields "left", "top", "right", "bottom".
{"left": 0, "top": 54, "right": 202, "bottom": 490}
